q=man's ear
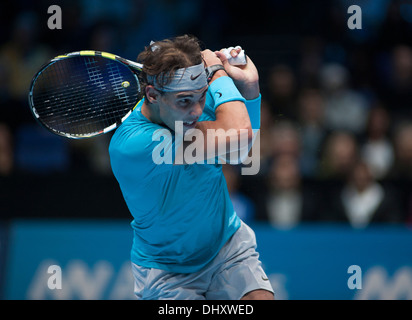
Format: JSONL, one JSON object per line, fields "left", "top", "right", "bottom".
{"left": 145, "top": 86, "right": 161, "bottom": 104}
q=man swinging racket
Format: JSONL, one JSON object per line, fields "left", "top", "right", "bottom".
{"left": 109, "top": 35, "right": 274, "bottom": 300}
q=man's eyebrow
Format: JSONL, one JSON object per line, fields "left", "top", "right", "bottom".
{"left": 176, "top": 88, "right": 208, "bottom": 98}
{"left": 176, "top": 93, "right": 194, "bottom": 98}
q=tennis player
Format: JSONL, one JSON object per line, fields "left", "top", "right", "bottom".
{"left": 109, "top": 35, "right": 274, "bottom": 300}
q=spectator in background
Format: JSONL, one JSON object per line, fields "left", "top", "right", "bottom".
{"left": 0, "top": 11, "right": 52, "bottom": 104}
{"left": 222, "top": 164, "right": 255, "bottom": 225}
{"left": 408, "top": 197, "right": 412, "bottom": 225}
{"left": 0, "top": 60, "right": 16, "bottom": 131}
{"left": 0, "top": 123, "right": 13, "bottom": 176}
{"left": 360, "top": 103, "right": 394, "bottom": 179}
{"left": 389, "top": 122, "right": 412, "bottom": 179}
{"left": 382, "top": 45, "right": 412, "bottom": 121}
{"left": 378, "top": 0, "right": 412, "bottom": 50}
{"left": 0, "top": 60, "right": 10, "bottom": 102}
{"left": 297, "top": 87, "right": 328, "bottom": 178}
{"left": 0, "top": 10, "right": 53, "bottom": 158}
{"left": 319, "top": 63, "right": 369, "bottom": 135}
{"left": 88, "top": 22, "right": 119, "bottom": 54}
{"left": 325, "top": 160, "right": 403, "bottom": 228}
{"left": 318, "top": 131, "right": 359, "bottom": 181}
{"left": 266, "top": 64, "right": 298, "bottom": 121}
{"left": 238, "top": 99, "right": 275, "bottom": 218}
{"left": 250, "top": 120, "right": 304, "bottom": 224}
{"left": 394, "top": 125, "right": 412, "bottom": 223}
{"left": 122, "top": 0, "right": 178, "bottom": 59}
{"left": 270, "top": 120, "right": 301, "bottom": 160}
{"left": 298, "top": 36, "right": 324, "bottom": 87}
{"left": 257, "top": 99, "right": 276, "bottom": 177}
{"left": 264, "top": 154, "right": 319, "bottom": 228}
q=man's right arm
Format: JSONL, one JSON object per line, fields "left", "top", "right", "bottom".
{"left": 175, "top": 50, "right": 253, "bottom": 164}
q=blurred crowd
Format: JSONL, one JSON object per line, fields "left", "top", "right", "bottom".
{"left": 1, "top": 0, "right": 412, "bottom": 228}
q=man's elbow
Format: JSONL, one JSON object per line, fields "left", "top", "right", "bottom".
{"left": 239, "top": 121, "right": 253, "bottom": 145}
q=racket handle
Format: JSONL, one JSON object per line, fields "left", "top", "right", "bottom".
{"left": 223, "top": 46, "right": 247, "bottom": 66}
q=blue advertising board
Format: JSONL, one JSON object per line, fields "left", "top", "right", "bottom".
{"left": 0, "top": 222, "right": 7, "bottom": 300}
{"left": 4, "top": 220, "right": 135, "bottom": 300}
{"left": 253, "top": 223, "right": 412, "bottom": 300}
{"left": 3, "top": 220, "right": 412, "bottom": 299}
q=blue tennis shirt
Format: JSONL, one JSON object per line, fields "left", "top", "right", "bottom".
{"left": 109, "top": 76, "right": 244, "bottom": 273}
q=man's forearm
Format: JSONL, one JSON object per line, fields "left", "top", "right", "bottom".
{"left": 234, "top": 80, "right": 260, "bottom": 100}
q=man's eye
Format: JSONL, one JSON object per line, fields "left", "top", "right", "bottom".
{"left": 178, "top": 99, "right": 191, "bottom": 106}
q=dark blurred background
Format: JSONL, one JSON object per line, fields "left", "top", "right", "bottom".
{"left": 1, "top": 0, "right": 412, "bottom": 229}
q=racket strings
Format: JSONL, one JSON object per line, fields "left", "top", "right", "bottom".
{"left": 107, "top": 62, "right": 129, "bottom": 104}
{"left": 31, "top": 55, "right": 140, "bottom": 137}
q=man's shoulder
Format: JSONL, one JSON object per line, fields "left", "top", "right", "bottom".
{"left": 110, "top": 111, "right": 153, "bottom": 149}
{"left": 109, "top": 110, "right": 176, "bottom": 161}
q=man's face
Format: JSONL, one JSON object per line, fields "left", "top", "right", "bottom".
{"left": 157, "top": 86, "right": 208, "bottom": 133}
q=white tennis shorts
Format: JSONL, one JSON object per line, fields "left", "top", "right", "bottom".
{"left": 131, "top": 221, "right": 274, "bottom": 300}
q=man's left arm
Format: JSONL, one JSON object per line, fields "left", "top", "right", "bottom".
{"left": 214, "top": 47, "right": 261, "bottom": 163}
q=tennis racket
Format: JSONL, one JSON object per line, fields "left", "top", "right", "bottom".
{"left": 28, "top": 48, "right": 246, "bottom": 139}
{"left": 28, "top": 50, "right": 143, "bottom": 139}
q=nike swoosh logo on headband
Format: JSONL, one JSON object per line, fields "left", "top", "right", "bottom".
{"left": 190, "top": 72, "right": 203, "bottom": 80}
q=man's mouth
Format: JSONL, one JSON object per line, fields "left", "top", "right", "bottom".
{"left": 183, "top": 120, "right": 197, "bottom": 128}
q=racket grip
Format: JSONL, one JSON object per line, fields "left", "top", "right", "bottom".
{"left": 223, "top": 46, "right": 247, "bottom": 66}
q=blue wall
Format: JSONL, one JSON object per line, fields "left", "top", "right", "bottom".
{"left": 1, "top": 220, "right": 412, "bottom": 300}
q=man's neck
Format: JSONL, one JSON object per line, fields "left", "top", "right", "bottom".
{"left": 141, "top": 100, "right": 161, "bottom": 124}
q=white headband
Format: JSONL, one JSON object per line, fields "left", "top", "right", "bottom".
{"left": 146, "top": 62, "right": 208, "bottom": 92}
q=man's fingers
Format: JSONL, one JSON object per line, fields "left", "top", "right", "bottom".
{"left": 218, "top": 46, "right": 246, "bottom": 66}
{"left": 231, "top": 46, "right": 242, "bottom": 57}
{"left": 202, "top": 49, "right": 224, "bottom": 67}
{"left": 215, "top": 50, "right": 229, "bottom": 64}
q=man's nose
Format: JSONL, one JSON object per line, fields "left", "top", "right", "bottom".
{"left": 190, "top": 101, "right": 204, "bottom": 118}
